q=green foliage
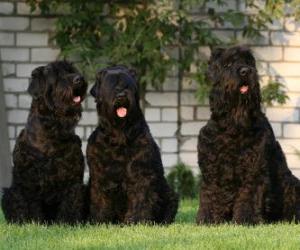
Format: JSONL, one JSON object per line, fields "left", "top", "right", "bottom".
{"left": 25, "top": 0, "right": 298, "bottom": 104}
{"left": 167, "top": 163, "right": 200, "bottom": 199}
{"left": 261, "top": 81, "right": 289, "bottom": 106}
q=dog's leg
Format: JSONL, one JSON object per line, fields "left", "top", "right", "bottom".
{"left": 232, "top": 183, "right": 265, "bottom": 224}
{"left": 160, "top": 186, "right": 179, "bottom": 224}
{"left": 124, "top": 175, "right": 160, "bottom": 224}
{"left": 56, "top": 183, "right": 86, "bottom": 224}
{"left": 2, "top": 187, "right": 43, "bottom": 223}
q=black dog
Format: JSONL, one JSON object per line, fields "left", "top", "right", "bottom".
{"left": 197, "top": 46, "right": 300, "bottom": 224}
{"left": 1, "top": 61, "right": 88, "bottom": 224}
{"left": 87, "top": 66, "right": 178, "bottom": 224}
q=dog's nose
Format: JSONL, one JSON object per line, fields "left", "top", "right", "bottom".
{"left": 73, "top": 75, "right": 83, "bottom": 84}
{"left": 116, "top": 92, "right": 126, "bottom": 98}
{"left": 239, "top": 67, "right": 250, "bottom": 76}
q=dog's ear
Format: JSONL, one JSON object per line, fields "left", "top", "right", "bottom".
{"left": 128, "top": 68, "right": 138, "bottom": 81}
{"left": 27, "top": 66, "right": 45, "bottom": 99}
{"left": 90, "top": 69, "right": 106, "bottom": 98}
{"left": 210, "top": 48, "right": 225, "bottom": 62}
{"left": 90, "top": 83, "right": 98, "bottom": 98}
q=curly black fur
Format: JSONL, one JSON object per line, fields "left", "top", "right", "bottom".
{"left": 1, "top": 61, "right": 88, "bottom": 224}
{"left": 197, "top": 46, "right": 300, "bottom": 224}
{"left": 87, "top": 66, "right": 178, "bottom": 224}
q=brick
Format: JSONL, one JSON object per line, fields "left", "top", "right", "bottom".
{"left": 8, "top": 110, "right": 29, "bottom": 124}
{"left": 78, "top": 111, "right": 98, "bottom": 125}
{"left": 145, "top": 93, "right": 178, "bottom": 107}
{"left": 252, "top": 47, "right": 282, "bottom": 61}
{"left": 271, "top": 31, "right": 300, "bottom": 46}
{"left": 266, "top": 108, "right": 299, "bottom": 122}
{"left": 256, "top": 62, "right": 268, "bottom": 76}
{"left": 9, "top": 139, "right": 15, "bottom": 152}
{"left": 283, "top": 124, "right": 300, "bottom": 138}
{"left": 181, "top": 106, "right": 194, "bottom": 120}
{"left": 162, "top": 153, "right": 178, "bottom": 168}
{"left": 161, "top": 138, "right": 178, "bottom": 153}
{"left": 0, "top": 17, "right": 29, "bottom": 31}
{"left": 282, "top": 93, "right": 300, "bottom": 108}
{"left": 181, "top": 78, "right": 197, "bottom": 91}
{"left": 1, "top": 48, "right": 29, "bottom": 62}
{"left": 214, "top": 30, "right": 235, "bottom": 43}
{"left": 180, "top": 138, "right": 197, "bottom": 151}
{"left": 285, "top": 154, "right": 300, "bottom": 169}
{"left": 162, "top": 77, "right": 179, "bottom": 91}
{"left": 0, "top": 32, "right": 14, "bottom": 45}
{"left": 145, "top": 108, "right": 160, "bottom": 122}
{"left": 0, "top": 2, "right": 14, "bottom": 14}
{"left": 278, "top": 139, "right": 300, "bottom": 154}
{"left": 2, "top": 63, "right": 15, "bottom": 76}
{"left": 270, "top": 122, "right": 282, "bottom": 137}
{"left": 5, "top": 94, "right": 17, "bottom": 108}
{"left": 284, "top": 48, "right": 300, "bottom": 61}
{"left": 148, "top": 123, "right": 178, "bottom": 137}
{"left": 16, "top": 33, "right": 48, "bottom": 46}
{"left": 206, "top": 0, "right": 237, "bottom": 12}
{"left": 16, "top": 126, "right": 24, "bottom": 136}
{"left": 162, "top": 108, "right": 177, "bottom": 121}
{"left": 196, "top": 107, "right": 211, "bottom": 120}
{"left": 81, "top": 141, "right": 87, "bottom": 156}
{"left": 8, "top": 126, "right": 15, "bottom": 139}
{"left": 285, "top": 18, "right": 300, "bottom": 32}
{"left": 18, "top": 94, "right": 32, "bottom": 108}
{"left": 3, "top": 78, "right": 28, "bottom": 92}
{"left": 181, "top": 122, "right": 206, "bottom": 136}
{"left": 75, "top": 126, "right": 84, "bottom": 139}
{"left": 31, "top": 48, "right": 60, "bottom": 62}
{"left": 86, "top": 96, "right": 96, "bottom": 110}
{"left": 16, "top": 64, "right": 43, "bottom": 77}
{"left": 179, "top": 152, "right": 197, "bottom": 167}
{"left": 17, "top": 2, "right": 40, "bottom": 15}
{"left": 85, "top": 126, "right": 94, "bottom": 139}
{"left": 31, "top": 18, "right": 56, "bottom": 31}
{"left": 267, "top": 19, "right": 283, "bottom": 30}
{"left": 270, "top": 63, "right": 300, "bottom": 77}
{"left": 180, "top": 92, "right": 198, "bottom": 105}
{"left": 291, "top": 169, "right": 300, "bottom": 179}
{"left": 284, "top": 78, "right": 300, "bottom": 92}
{"left": 236, "top": 31, "right": 269, "bottom": 45}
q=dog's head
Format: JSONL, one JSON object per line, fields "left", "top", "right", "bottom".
{"left": 207, "top": 46, "right": 261, "bottom": 119}
{"left": 28, "top": 61, "right": 87, "bottom": 116}
{"left": 90, "top": 65, "right": 140, "bottom": 125}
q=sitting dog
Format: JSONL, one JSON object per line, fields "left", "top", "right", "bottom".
{"left": 2, "top": 61, "right": 88, "bottom": 224}
{"left": 197, "top": 46, "right": 300, "bottom": 224}
{"left": 87, "top": 65, "right": 178, "bottom": 224}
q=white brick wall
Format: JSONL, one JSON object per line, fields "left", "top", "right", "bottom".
{"left": 1, "top": 1, "right": 300, "bottom": 178}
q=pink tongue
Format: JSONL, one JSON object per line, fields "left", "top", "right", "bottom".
{"left": 73, "top": 96, "right": 81, "bottom": 103}
{"left": 240, "top": 85, "right": 249, "bottom": 94}
{"left": 116, "top": 107, "right": 127, "bottom": 118}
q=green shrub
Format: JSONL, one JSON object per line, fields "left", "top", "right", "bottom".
{"left": 167, "top": 163, "right": 199, "bottom": 199}
{"left": 25, "top": 0, "right": 297, "bottom": 105}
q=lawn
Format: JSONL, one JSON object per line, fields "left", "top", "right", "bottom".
{"left": 1, "top": 199, "right": 300, "bottom": 250}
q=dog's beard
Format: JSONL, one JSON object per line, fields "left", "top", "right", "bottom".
{"left": 46, "top": 84, "right": 85, "bottom": 118}
{"left": 210, "top": 74, "right": 261, "bottom": 127}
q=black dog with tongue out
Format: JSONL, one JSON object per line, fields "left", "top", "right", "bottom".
{"left": 196, "top": 46, "right": 300, "bottom": 224}
{"left": 87, "top": 65, "right": 178, "bottom": 224}
{"left": 1, "top": 61, "right": 88, "bottom": 224}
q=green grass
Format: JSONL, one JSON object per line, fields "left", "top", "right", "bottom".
{"left": 1, "top": 199, "right": 300, "bottom": 250}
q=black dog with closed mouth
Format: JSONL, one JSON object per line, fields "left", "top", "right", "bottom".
{"left": 2, "top": 61, "right": 88, "bottom": 224}
{"left": 87, "top": 65, "right": 178, "bottom": 224}
{"left": 197, "top": 46, "right": 300, "bottom": 224}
